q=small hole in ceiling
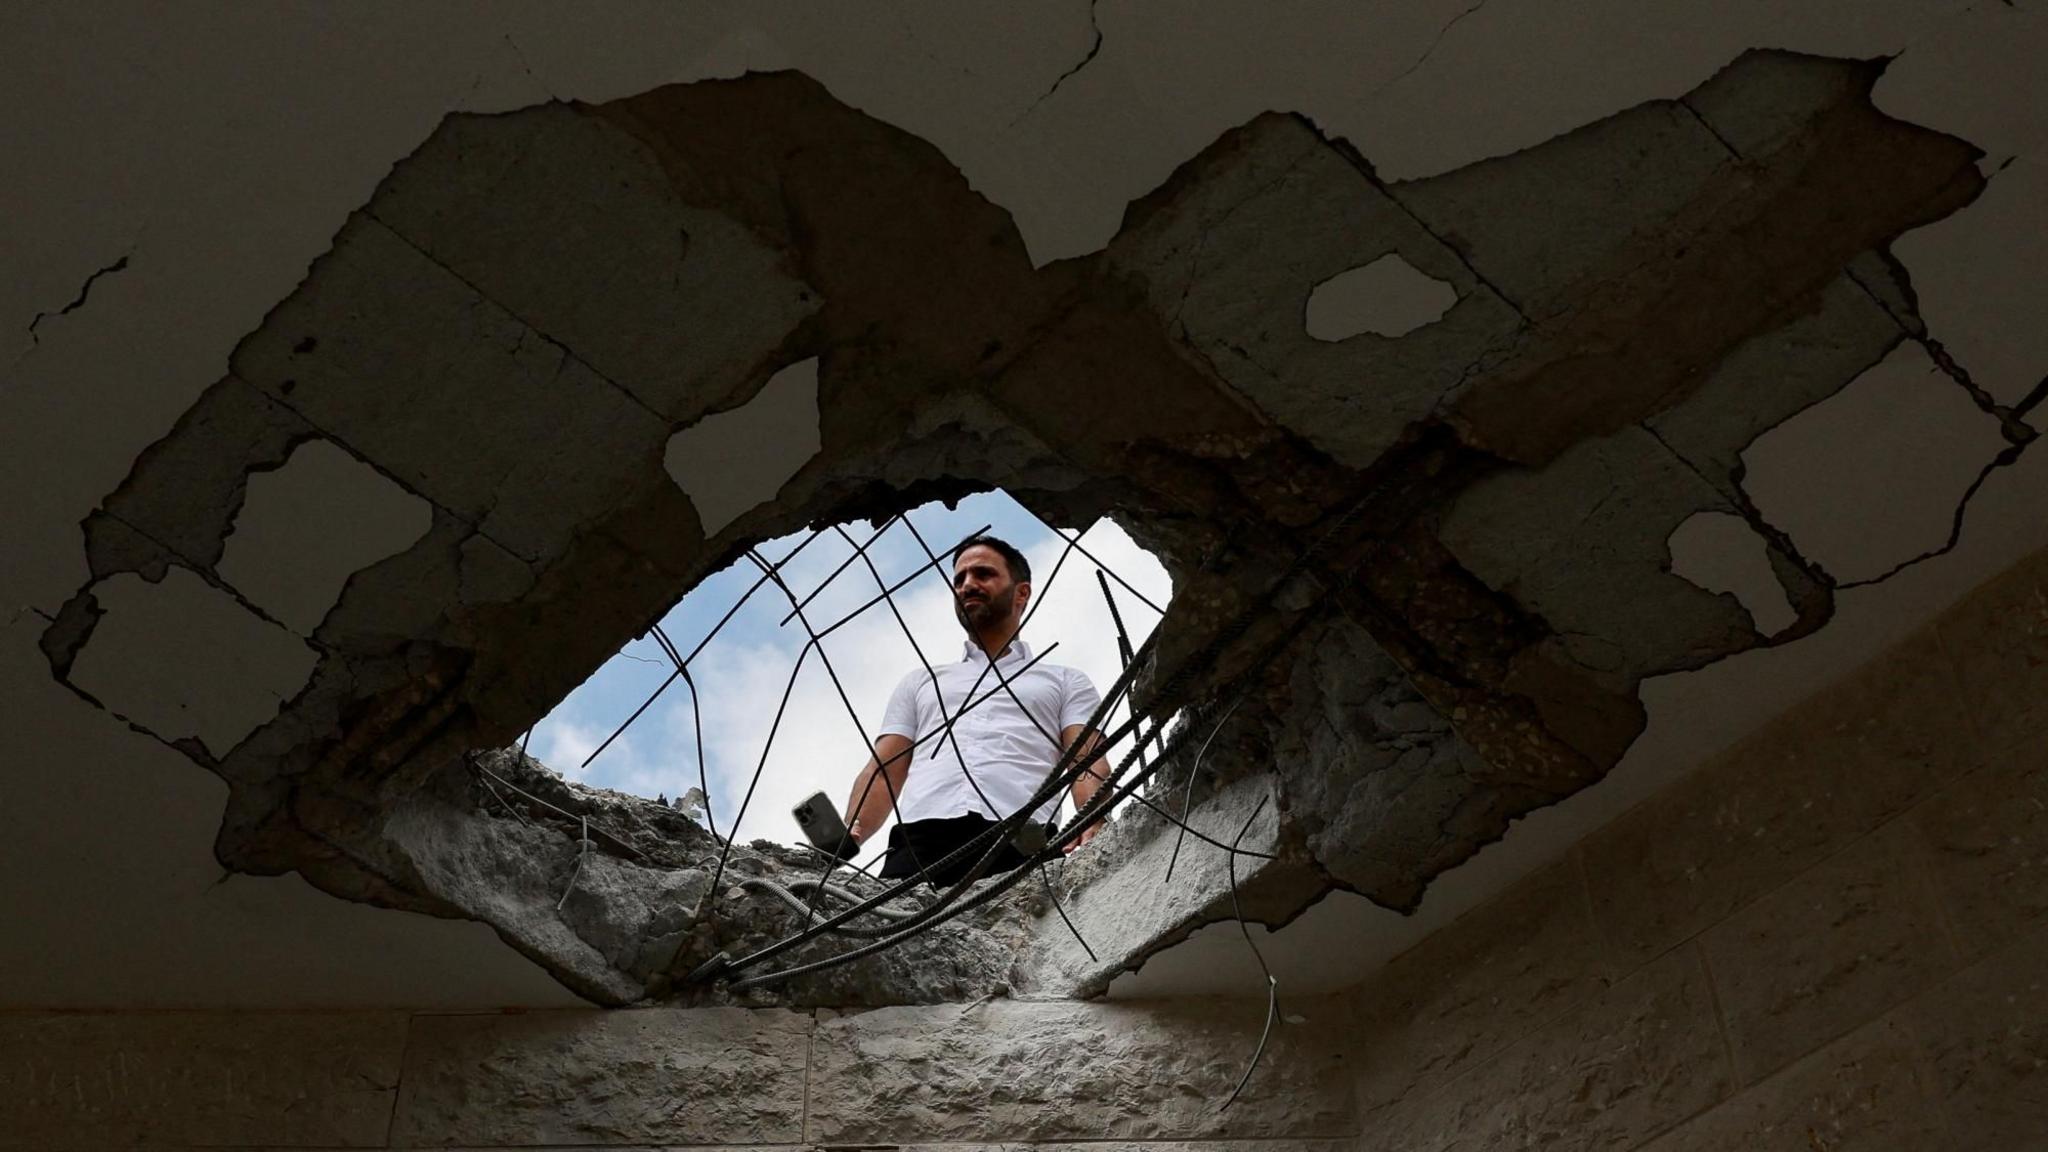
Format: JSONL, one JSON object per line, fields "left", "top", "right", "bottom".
{"left": 1304, "top": 253, "right": 1458, "bottom": 342}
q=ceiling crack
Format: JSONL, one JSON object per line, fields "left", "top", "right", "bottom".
{"left": 1842, "top": 260, "right": 2038, "bottom": 442}
{"left": 1839, "top": 437, "right": 2031, "bottom": 588}
{"left": 94, "top": 507, "right": 329, "bottom": 647}
{"left": 25, "top": 253, "right": 130, "bottom": 348}
{"left": 2010, "top": 372, "right": 2048, "bottom": 422}
{"left": 501, "top": 34, "right": 561, "bottom": 103}
{"left": 1170, "top": 227, "right": 1208, "bottom": 335}
{"left": 4, "top": 604, "right": 54, "bottom": 629}
{"left": 1677, "top": 95, "right": 1743, "bottom": 161}
{"left": 362, "top": 209, "right": 670, "bottom": 428}
{"left": 1367, "top": 0, "right": 1491, "bottom": 100}
{"left": 1007, "top": 0, "right": 1102, "bottom": 127}
{"left": 1844, "top": 248, "right": 1924, "bottom": 334}
{"left": 1918, "top": 333, "right": 2038, "bottom": 446}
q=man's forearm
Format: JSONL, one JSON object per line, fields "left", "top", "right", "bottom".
{"left": 1052, "top": 727, "right": 1109, "bottom": 852}
{"left": 1068, "top": 744, "right": 1110, "bottom": 819}
{"left": 1063, "top": 753, "right": 1111, "bottom": 851}
{"left": 845, "top": 762, "right": 889, "bottom": 842}
{"left": 845, "top": 740, "right": 912, "bottom": 843}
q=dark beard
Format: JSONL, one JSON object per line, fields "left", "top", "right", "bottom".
{"left": 955, "top": 585, "right": 1015, "bottom": 633}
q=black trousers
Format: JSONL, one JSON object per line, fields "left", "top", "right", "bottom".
{"left": 878, "top": 812, "right": 1054, "bottom": 886}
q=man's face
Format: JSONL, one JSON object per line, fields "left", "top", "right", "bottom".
{"left": 952, "top": 545, "right": 1027, "bottom": 633}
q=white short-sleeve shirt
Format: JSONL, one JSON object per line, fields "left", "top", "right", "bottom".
{"left": 876, "top": 639, "right": 1104, "bottom": 825}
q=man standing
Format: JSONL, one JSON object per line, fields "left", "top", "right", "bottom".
{"left": 840, "top": 534, "right": 1111, "bottom": 885}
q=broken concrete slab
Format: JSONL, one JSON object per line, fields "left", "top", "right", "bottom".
{"left": 1395, "top": 50, "right": 1981, "bottom": 465}
{"left": 215, "top": 438, "right": 434, "bottom": 635}
{"left": 230, "top": 213, "right": 672, "bottom": 565}
{"left": 1017, "top": 772, "right": 1309, "bottom": 998}
{"left": 1103, "top": 112, "right": 1524, "bottom": 472}
{"left": 66, "top": 568, "right": 317, "bottom": 759}
{"left": 455, "top": 529, "right": 537, "bottom": 608}
{"left": 380, "top": 788, "right": 650, "bottom": 1005}
{"left": 35, "top": 52, "right": 1999, "bottom": 1005}
{"left": 1644, "top": 268, "right": 1909, "bottom": 506}
{"left": 370, "top": 749, "right": 1042, "bottom": 1008}
{"left": 85, "top": 374, "right": 319, "bottom": 577}
{"left": 1268, "top": 615, "right": 1599, "bottom": 912}
{"left": 1441, "top": 427, "right": 1760, "bottom": 689}
{"left": 555, "top": 854, "right": 709, "bottom": 981}
{"left": 368, "top": 101, "right": 820, "bottom": 423}
{"left": 1395, "top": 98, "right": 1728, "bottom": 318}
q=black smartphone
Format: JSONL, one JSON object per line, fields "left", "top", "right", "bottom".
{"left": 792, "top": 791, "right": 856, "bottom": 858}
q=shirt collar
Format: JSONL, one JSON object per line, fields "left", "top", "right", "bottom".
{"left": 962, "top": 637, "right": 1033, "bottom": 665}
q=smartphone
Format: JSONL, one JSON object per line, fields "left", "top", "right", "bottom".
{"left": 792, "top": 791, "right": 856, "bottom": 858}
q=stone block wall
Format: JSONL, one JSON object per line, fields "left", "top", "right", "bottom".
{"left": 0, "top": 998, "right": 1356, "bottom": 1149}
{"left": 1349, "top": 548, "right": 2048, "bottom": 1150}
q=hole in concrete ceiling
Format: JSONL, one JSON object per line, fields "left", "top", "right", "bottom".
{"left": 512, "top": 487, "right": 1174, "bottom": 871}
{"left": 45, "top": 49, "right": 2000, "bottom": 1007}
{"left": 1303, "top": 253, "right": 1459, "bottom": 341}
{"left": 1667, "top": 510, "right": 1798, "bottom": 636}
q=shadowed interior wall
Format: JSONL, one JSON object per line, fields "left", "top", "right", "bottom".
{"left": 1347, "top": 543, "right": 2048, "bottom": 1151}
{"left": 6, "top": 542, "right": 2044, "bottom": 1149}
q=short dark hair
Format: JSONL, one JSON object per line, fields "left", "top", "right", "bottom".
{"left": 952, "top": 534, "right": 1031, "bottom": 583}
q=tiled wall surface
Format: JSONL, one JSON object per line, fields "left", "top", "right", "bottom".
{"left": 5, "top": 554, "right": 2043, "bottom": 1151}
{"left": 1352, "top": 548, "right": 2048, "bottom": 1151}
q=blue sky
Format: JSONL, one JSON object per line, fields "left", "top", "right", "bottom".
{"left": 525, "top": 489, "right": 1173, "bottom": 868}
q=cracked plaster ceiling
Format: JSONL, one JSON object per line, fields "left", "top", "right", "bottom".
{"left": 3, "top": 2, "right": 2045, "bottom": 1007}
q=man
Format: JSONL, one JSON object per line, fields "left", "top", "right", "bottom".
{"left": 839, "top": 534, "right": 1112, "bottom": 885}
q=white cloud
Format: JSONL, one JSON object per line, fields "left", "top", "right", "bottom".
{"left": 534, "top": 719, "right": 601, "bottom": 780}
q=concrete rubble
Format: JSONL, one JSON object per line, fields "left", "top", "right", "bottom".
{"left": 423, "top": 749, "right": 1045, "bottom": 1006}
{"left": 36, "top": 48, "right": 2012, "bottom": 1004}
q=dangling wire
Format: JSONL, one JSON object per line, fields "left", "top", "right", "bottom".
{"left": 557, "top": 816, "right": 592, "bottom": 911}
{"left": 704, "top": 640, "right": 816, "bottom": 903}
{"left": 651, "top": 623, "right": 715, "bottom": 839}
{"left": 1165, "top": 695, "right": 1246, "bottom": 884}
{"left": 1221, "top": 793, "right": 1278, "bottom": 1112}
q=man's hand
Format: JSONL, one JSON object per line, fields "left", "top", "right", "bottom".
{"left": 833, "top": 824, "right": 863, "bottom": 861}
{"left": 1062, "top": 820, "right": 1104, "bottom": 853}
